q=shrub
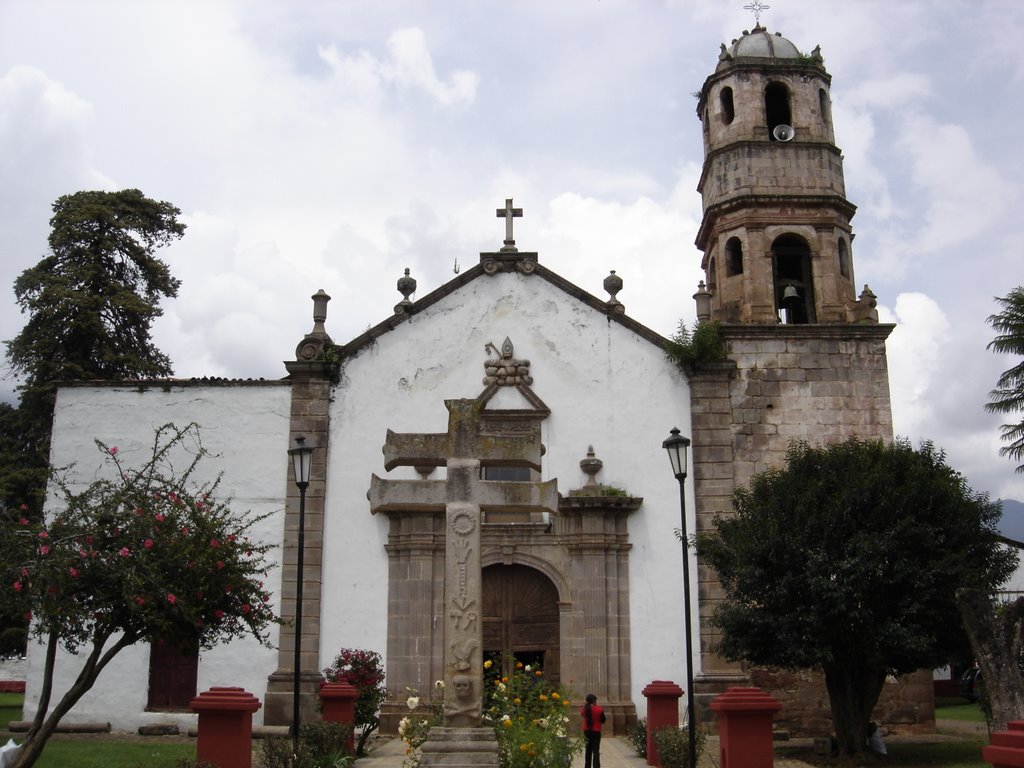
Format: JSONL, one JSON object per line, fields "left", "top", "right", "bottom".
{"left": 626, "top": 718, "right": 647, "bottom": 758}
{"left": 484, "top": 660, "right": 582, "bottom": 768}
{"left": 322, "top": 648, "right": 386, "bottom": 755}
{"left": 664, "top": 320, "right": 727, "bottom": 371}
{"left": 653, "top": 726, "right": 705, "bottom": 768}
{"left": 398, "top": 683, "right": 444, "bottom": 768}
{"left": 260, "top": 722, "right": 354, "bottom": 768}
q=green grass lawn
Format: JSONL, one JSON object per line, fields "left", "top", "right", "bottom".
{"left": 0, "top": 692, "right": 23, "bottom": 728}
{"left": 31, "top": 738, "right": 195, "bottom": 768}
{"left": 935, "top": 696, "right": 987, "bottom": 723}
{"left": 777, "top": 737, "right": 989, "bottom": 767}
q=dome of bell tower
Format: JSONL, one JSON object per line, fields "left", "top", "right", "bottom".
{"left": 719, "top": 24, "right": 801, "bottom": 68}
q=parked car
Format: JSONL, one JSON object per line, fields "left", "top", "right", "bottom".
{"left": 960, "top": 667, "right": 982, "bottom": 702}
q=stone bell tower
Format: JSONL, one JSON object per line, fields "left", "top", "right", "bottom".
{"left": 686, "top": 26, "right": 930, "bottom": 734}
{"left": 693, "top": 24, "right": 877, "bottom": 325}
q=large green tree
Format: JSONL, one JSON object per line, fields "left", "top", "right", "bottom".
{"left": 696, "top": 438, "right": 1015, "bottom": 758}
{"left": 0, "top": 423, "right": 278, "bottom": 768}
{"left": 3, "top": 189, "right": 185, "bottom": 518}
{"left": 987, "top": 286, "right": 1024, "bottom": 473}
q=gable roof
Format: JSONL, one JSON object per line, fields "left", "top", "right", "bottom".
{"left": 334, "top": 250, "right": 672, "bottom": 363}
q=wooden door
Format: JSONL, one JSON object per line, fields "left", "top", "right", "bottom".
{"left": 482, "top": 564, "right": 560, "bottom": 682}
{"left": 147, "top": 638, "right": 198, "bottom": 711}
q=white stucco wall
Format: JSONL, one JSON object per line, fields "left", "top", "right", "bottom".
{"left": 316, "top": 270, "right": 696, "bottom": 720}
{"left": 25, "top": 383, "right": 292, "bottom": 730}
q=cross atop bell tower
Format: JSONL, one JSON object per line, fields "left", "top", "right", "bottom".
{"left": 693, "top": 27, "right": 878, "bottom": 325}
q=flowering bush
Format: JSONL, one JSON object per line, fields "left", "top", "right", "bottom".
{"left": 322, "top": 648, "right": 387, "bottom": 755}
{"left": 483, "top": 660, "right": 581, "bottom": 768}
{"left": 0, "top": 423, "right": 279, "bottom": 768}
{"left": 398, "top": 682, "right": 443, "bottom": 768}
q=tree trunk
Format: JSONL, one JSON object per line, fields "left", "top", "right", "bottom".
{"left": 956, "top": 588, "right": 1024, "bottom": 732}
{"left": 13, "top": 631, "right": 134, "bottom": 768}
{"left": 823, "top": 660, "right": 886, "bottom": 758}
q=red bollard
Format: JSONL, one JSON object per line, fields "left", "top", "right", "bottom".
{"left": 709, "top": 687, "right": 781, "bottom": 768}
{"left": 643, "top": 680, "right": 684, "bottom": 767}
{"left": 191, "top": 686, "right": 262, "bottom": 768}
{"left": 320, "top": 681, "right": 359, "bottom": 752}
{"left": 983, "top": 720, "right": 1024, "bottom": 767}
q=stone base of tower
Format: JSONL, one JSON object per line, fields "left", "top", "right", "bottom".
{"left": 419, "top": 728, "right": 499, "bottom": 768}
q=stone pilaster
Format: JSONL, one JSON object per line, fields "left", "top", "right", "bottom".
{"left": 264, "top": 359, "right": 336, "bottom": 726}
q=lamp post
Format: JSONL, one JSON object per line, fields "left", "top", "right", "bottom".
{"left": 663, "top": 427, "right": 696, "bottom": 768}
{"left": 288, "top": 436, "right": 314, "bottom": 747}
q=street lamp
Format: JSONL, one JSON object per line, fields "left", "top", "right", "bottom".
{"left": 663, "top": 427, "right": 696, "bottom": 768}
{"left": 288, "top": 435, "right": 314, "bottom": 746}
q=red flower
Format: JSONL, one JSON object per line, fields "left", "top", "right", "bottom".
{"left": 154, "top": 513, "right": 165, "bottom": 523}
{"left": 108, "top": 446, "right": 119, "bottom": 455}
{"left": 134, "top": 508, "right": 144, "bottom": 516}
{"left": 167, "top": 594, "right": 177, "bottom": 605}
{"left": 37, "top": 531, "right": 49, "bottom": 539}
{"left": 209, "top": 539, "right": 220, "bottom": 549}
{"left": 134, "top": 596, "right": 145, "bottom": 606}
{"left": 143, "top": 539, "right": 154, "bottom": 549}
{"left": 216, "top": 561, "right": 225, "bottom": 570}
{"left": 118, "top": 547, "right": 131, "bottom": 558}
{"left": 39, "top": 545, "right": 50, "bottom": 556}
{"left": 68, "top": 568, "right": 79, "bottom": 578}
{"left": 19, "top": 518, "right": 28, "bottom": 526}
{"left": 12, "top": 581, "right": 22, "bottom": 592}
{"left": 242, "top": 604, "right": 251, "bottom": 613}
{"left": 227, "top": 534, "right": 236, "bottom": 543}
{"left": 19, "top": 504, "right": 28, "bottom": 511}
{"left": 214, "top": 610, "right": 225, "bottom": 620}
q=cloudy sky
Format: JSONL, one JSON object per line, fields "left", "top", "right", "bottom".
{"left": 1, "top": 0, "right": 1022, "bottom": 504}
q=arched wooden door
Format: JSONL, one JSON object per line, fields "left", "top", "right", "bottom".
{"left": 482, "top": 564, "right": 560, "bottom": 682}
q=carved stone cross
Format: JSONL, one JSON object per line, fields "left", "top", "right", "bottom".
{"left": 495, "top": 198, "right": 523, "bottom": 253}
{"left": 368, "top": 399, "right": 556, "bottom": 727}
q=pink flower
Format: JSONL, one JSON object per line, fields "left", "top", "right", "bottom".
{"left": 68, "top": 568, "right": 79, "bottom": 578}
{"left": 143, "top": 539, "right": 154, "bottom": 549}
{"left": 37, "top": 531, "right": 49, "bottom": 539}
{"left": 216, "top": 561, "right": 225, "bottom": 570}
{"left": 118, "top": 547, "right": 130, "bottom": 558}
{"left": 108, "top": 446, "right": 119, "bottom": 455}
{"left": 166, "top": 594, "right": 177, "bottom": 605}
{"left": 134, "top": 596, "right": 145, "bottom": 605}
{"left": 227, "top": 534, "right": 236, "bottom": 543}
{"left": 39, "top": 545, "right": 50, "bottom": 556}
{"left": 19, "top": 504, "right": 28, "bottom": 511}
{"left": 19, "top": 518, "right": 28, "bottom": 526}
{"left": 241, "top": 603, "right": 251, "bottom": 614}
{"left": 12, "top": 581, "right": 22, "bottom": 592}
{"left": 214, "top": 610, "right": 225, "bottom": 620}
{"left": 154, "top": 513, "right": 165, "bottom": 523}
{"left": 209, "top": 538, "right": 220, "bottom": 549}
{"left": 181, "top": 526, "right": 190, "bottom": 535}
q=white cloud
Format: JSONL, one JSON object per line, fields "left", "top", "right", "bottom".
{"left": 318, "top": 28, "right": 479, "bottom": 106}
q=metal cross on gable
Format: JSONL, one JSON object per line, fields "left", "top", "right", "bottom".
{"left": 743, "top": 0, "right": 770, "bottom": 24}
{"left": 496, "top": 197, "right": 523, "bottom": 252}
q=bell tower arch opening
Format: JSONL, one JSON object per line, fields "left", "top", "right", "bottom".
{"left": 765, "top": 82, "right": 792, "bottom": 139}
{"left": 772, "top": 234, "right": 815, "bottom": 324}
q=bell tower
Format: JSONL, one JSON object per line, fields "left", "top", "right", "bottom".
{"left": 694, "top": 25, "right": 877, "bottom": 324}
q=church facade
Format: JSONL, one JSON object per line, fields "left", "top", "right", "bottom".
{"left": 26, "top": 25, "right": 934, "bottom": 737}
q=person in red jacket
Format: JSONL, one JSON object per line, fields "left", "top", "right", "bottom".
{"left": 581, "top": 693, "right": 606, "bottom": 768}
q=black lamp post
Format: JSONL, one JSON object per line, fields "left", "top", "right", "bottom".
{"left": 288, "top": 435, "right": 313, "bottom": 746}
{"left": 663, "top": 427, "right": 696, "bottom": 768}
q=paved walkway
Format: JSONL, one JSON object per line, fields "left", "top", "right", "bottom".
{"left": 357, "top": 735, "right": 816, "bottom": 768}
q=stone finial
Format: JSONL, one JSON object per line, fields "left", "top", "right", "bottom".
{"left": 850, "top": 284, "right": 879, "bottom": 324}
{"left": 295, "top": 289, "right": 333, "bottom": 361}
{"left": 604, "top": 270, "right": 625, "bottom": 314}
{"left": 693, "top": 280, "right": 712, "bottom": 322}
{"left": 580, "top": 446, "right": 603, "bottom": 488}
{"left": 395, "top": 268, "right": 417, "bottom": 314}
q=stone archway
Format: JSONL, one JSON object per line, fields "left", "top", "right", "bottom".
{"left": 482, "top": 564, "right": 560, "bottom": 683}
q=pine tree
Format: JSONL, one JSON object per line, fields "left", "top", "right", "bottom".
{"left": 3, "top": 189, "right": 185, "bottom": 516}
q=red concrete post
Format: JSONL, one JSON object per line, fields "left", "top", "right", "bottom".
{"left": 191, "top": 686, "right": 262, "bottom": 768}
{"left": 642, "top": 680, "right": 684, "bottom": 767}
{"left": 709, "top": 687, "right": 781, "bottom": 768}
{"left": 320, "top": 680, "right": 359, "bottom": 752}
{"left": 983, "top": 720, "right": 1024, "bottom": 767}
